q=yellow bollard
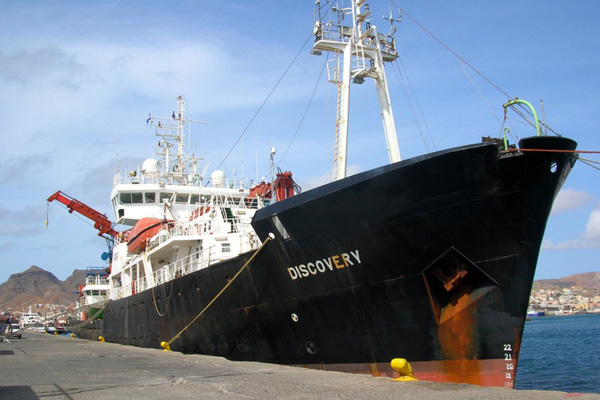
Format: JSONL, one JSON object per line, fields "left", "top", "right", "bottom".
{"left": 391, "top": 358, "right": 418, "bottom": 381}
{"left": 54, "top": 332, "right": 58, "bottom": 335}
{"left": 98, "top": 336, "right": 105, "bottom": 342}
{"left": 161, "top": 341, "right": 171, "bottom": 352}
{"left": 70, "top": 333, "right": 76, "bottom": 338}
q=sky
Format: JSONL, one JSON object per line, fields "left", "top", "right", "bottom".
{"left": 1, "top": 1, "right": 599, "bottom": 285}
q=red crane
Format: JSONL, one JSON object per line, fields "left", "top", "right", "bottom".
{"left": 47, "top": 190, "right": 118, "bottom": 238}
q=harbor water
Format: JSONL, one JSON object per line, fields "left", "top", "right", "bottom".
{"left": 515, "top": 313, "right": 600, "bottom": 393}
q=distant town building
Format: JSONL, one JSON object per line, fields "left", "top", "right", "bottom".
{"left": 529, "top": 286, "right": 600, "bottom": 315}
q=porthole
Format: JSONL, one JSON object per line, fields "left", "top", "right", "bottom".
{"left": 550, "top": 160, "right": 558, "bottom": 173}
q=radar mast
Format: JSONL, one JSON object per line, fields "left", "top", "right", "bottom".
{"left": 313, "top": 0, "right": 401, "bottom": 180}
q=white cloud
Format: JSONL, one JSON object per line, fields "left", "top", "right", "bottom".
{"left": 543, "top": 208, "right": 600, "bottom": 251}
{"left": 0, "top": 203, "right": 47, "bottom": 237}
{"left": 0, "top": 153, "right": 54, "bottom": 184}
{"left": 583, "top": 209, "right": 600, "bottom": 241}
{"left": 0, "top": 47, "right": 88, "bottom": 89}
{"left": 551, "top": 188, "right": 594, "bottom": 214}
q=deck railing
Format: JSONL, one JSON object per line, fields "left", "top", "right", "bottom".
{"left": 110, "top": 238, "right": 254, "bottom": 299}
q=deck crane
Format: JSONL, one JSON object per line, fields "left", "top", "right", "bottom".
{"left": 47, "top": 190, "right": 118, "bottom": 238}
{"left": 47, "top": 190, "right": 119, "bottom": 261}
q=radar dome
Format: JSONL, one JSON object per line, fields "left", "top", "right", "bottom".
{"left": 210, "top": 170, "right": 226, "bottom": 188}
{"left": 142, "top": 158, "right": 160, "bottom": 176}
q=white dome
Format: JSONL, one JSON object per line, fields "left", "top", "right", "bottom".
{"left": 210, "top": 170, "right": 226, "bottom": 188}
{"left": 142, "top": 158, "right": 160, "bottom": 176}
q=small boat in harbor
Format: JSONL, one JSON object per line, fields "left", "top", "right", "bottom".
{"left": 75, "top": 267, "right": 110, "bottom": 320}
{"left": 45, "top": 323, "right": 69, "bottom": 335}
{"left": 527, "top": 307, "right": 547, "bottom": 317}
{"left": 19, "top": 306, "right": 41, "bottom": 328}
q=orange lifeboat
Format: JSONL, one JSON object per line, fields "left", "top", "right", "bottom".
{"left": 249, "top": 181, "right": 272, "bottom": 199}
{"left": 126, "top": 217, "right": 170, "bottom": 254}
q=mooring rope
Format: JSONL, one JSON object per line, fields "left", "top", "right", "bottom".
{"left": 69, "top": 303, "right": 107, "bottom": 330}
{"left": 580, "top": 157, "right": 600, "bottom": 171}
{"left": 161, "top": 233, "right": 274, "bottom": 351}
{"left": 151, "top": 278, "right": 175, "bottom": 317}
{"left": 505, "top": 147, "right": 600, "bottom": 173}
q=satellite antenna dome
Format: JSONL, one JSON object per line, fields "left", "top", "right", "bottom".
{"left": 210, "top": 170, "right": 226, "bottom": 188}
{"left": 142, "top": 158, "right": 160, "bottom": 176}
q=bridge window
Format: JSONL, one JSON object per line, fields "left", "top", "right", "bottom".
{"left": 176, "top": 193, "right": 189, "bottom": 204}
{"left": 144, "top": 192, "right": 156, "bottom": 203}
{"left": 119, "top": 193, "right": 143, "bottom": 204}
{"left": 119, "top": 193, "right": 132, "bottom": 204}
{"left": 131, "top": 193, "right": 143, "bottom": 203}
{"left": 159, "top": 192, "right": 171, "bottom": 203}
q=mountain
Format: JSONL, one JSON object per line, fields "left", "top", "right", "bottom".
{"left": 0, "top": 266, "right": 86, "bottom": 311}
{"left": 532, "top": 272, "right": 600, "bottom": 291}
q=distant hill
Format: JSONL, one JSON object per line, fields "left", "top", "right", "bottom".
{"left": 532, "top": 272, "right": 600, "bottom": 291}
{"left": 0, "top": 266, "right": 86, "bottom": 311}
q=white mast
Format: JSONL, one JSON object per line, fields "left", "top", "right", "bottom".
{"left": 151, "top": 95, "right": 208, "bottom": 184}
{"left": 313, "top": 0, "right": 401, "bottom": 181}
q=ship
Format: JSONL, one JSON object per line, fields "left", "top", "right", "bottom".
{"left": 19, "top": 306, "right": 41, "bottom": 328}
{"left": 53, "top": 1, "right": 578, "bottom": 388}
{"left": 75, "top": 267, "right": 110, "bottom": 321}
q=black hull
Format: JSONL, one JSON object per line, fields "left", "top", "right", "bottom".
{"left": 80, "top": 136, "right": 577, "bottom": 387}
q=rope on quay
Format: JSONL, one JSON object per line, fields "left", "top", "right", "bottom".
{"left": 70, "top": 304, "right": 108, "bottom": 330}
{"left": 160, "top": 233, "right": 275, "bottom": 352}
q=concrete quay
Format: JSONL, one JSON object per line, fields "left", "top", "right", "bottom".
{"left": 1, "top": 333, "right": 598, "bottom": 400}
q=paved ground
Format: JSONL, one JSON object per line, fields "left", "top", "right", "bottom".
{"left": 1, "top": 333, "right": 598, "bottom": 400}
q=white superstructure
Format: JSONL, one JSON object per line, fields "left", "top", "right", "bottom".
{"left": 76, "top": 267, "right": 110, "bottom": 308}
{"left": 19, "top": 306, "right": 41, "bottom": 327}
{"left": 111, "top": 95, "right": 211, "bottom": 226}
{"left": 108, "top": 96, "right": 273, "bottom": 300}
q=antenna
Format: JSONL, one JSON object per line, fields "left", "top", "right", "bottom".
{"left": 149, "top": 95, "right": 208, "bottom": 184}
{"left": 270, "top": 147, "right": 276, "bottom": 184}
{"left": 383, "top": 6, "right": 401, "bottom": 36}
